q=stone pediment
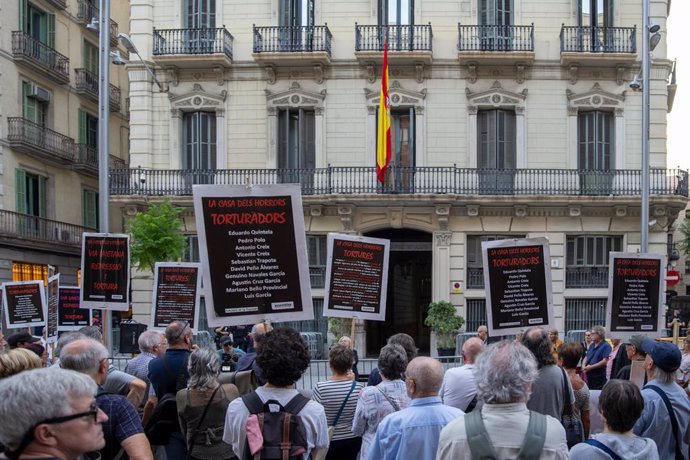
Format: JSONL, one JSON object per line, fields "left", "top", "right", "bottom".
{"left": 566, "top": 83, "right": 625, "bottom": 110}
{"left": 365, "top": 80, "right": 427, "bottom": 108}
{"left": 169, "top": 83, "right": 227, "bottom": 113}
{"left": 466, "top": 81, "right": 527, "bottom": 109}
{"left": 266, "top": 82, "right": 326, "bottom": 109}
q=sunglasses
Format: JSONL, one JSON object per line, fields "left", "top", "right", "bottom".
{"left": 40, "top": 403, "right": 100, "bottom": 425}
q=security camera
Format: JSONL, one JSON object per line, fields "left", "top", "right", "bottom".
{"left": 629, "top": 75, "right": 642, "bottom": 90}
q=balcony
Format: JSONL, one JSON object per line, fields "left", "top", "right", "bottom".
{"left": 457, "top": 24, "right": 534, "bottom": 64}
{"left": 74, "top": 68, "right": 121, "bottom": 112}
{"left": 76, "top": 0, "right": 119, "bottom": 47}
{"left": 466, "top": 267, "right": 485, "bottom": 289}
{"left": 45, "top": 0, "right": 66, "bottom": 9}
{"left": 309, "top": 266, "right": 326, "bottom": 289}
{"left": 153, "top": 28, "right": 234, "bottom": 68}
{"left": 74, "top": 145, "right": 128, "bottom": 177}
{"left": 560, "top": 25, "right": 636, "bottom": 66}
{"left": 252, "top": 25, "right": 332, "bottom": 66}
{"left": 11, "top": 32, "right": 70, "bottom": 84}
{"left": 566, "top": 266, "right": 609, "bottom": 288}
{"left": 355, "top": 24, "right": 433, "bottom": 64}
{"left": 109, "top": 167, "right": 688, "bottom": 198}
{"left": 0, "top": 210, "right": 93, "bottom": 252}
{"left": 8, "top": 118, "right": 75, "bottom": 164}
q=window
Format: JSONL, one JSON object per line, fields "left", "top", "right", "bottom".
{"left": 479, "top": 0, "right": 512, "bottom": 50}
{"left": 379, "top": 0, "right": 413, "bottom": 26}
{"left": 83, "top": 41, "right": 98, "bottom": 74}
{"left": 466, "top": 299, "right": 487, "bottom": 333}
{"left": 279, "top": 0, "right": 314, "bottom": 27}
{"left": 578, "top": 111, "right": 613, "bottom": 194}
{"left": 467, "top": 234, "right": 521, "bottom": 288}
{"left": 12, "top": 261, "right": 50, "bottom": 284}
{"left": 184, "top": 0, "right": 216, "bottom": 53}
{"left": 307, "top": 235, "right": 327, "bottom": 288}
{"left": 565, "top": 298, "right": 607, "bottom": 333}
{"left": 379, "top": 108, "right": 415, "bottom": 192}
{"left": 477, "top": 109, "right": 516, "bottom": 193}
{"left": 566, "top": 235, "right": 622, "bottom": 288}
{"left": 579, "top": 0, "right": 613, "bottom": 28}
{"left": 19, "top": 0, "right": 55, "bottom": 46}
{"left": 184, "top": 235, "right": 200, "bottom": 262}
{"left": 83, "top": 189, "right": 98, "bottom": 230}
{"left": 278, "top": 108, "right": 315, "bottom": 185}
{"left": 78, "top": 109, "right": 98, "bottom": 148}
{"left": 16, "top": 169, "right": 46, "bottom": 218}
{"left": 183, "top": 111, "right": 216, "bottom": 184}
{"left": 22, "top": 81, "right": 48, "bottom": 126}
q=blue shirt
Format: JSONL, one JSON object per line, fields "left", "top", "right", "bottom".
{"left": 148, "top": 348, "right": 190, "bottom": 398}
{"left": 585, "top": 340, "right": 612, "bottom": 380}
{"left": 366, "top": 396, "right": 464, "bottom": 460}
{"left": 633, "top": 379, "right": 690, "bottom": 460}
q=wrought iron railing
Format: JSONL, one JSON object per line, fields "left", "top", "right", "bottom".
{"left": 8, "top": 117, "right": 75, "bottom": 162}
{"left": 109, "top": 167, "right": 689, "bottom": 197}
{"left": 74, "top": 68, "right": 121, "bottom": 111}
{"left": 253, "top": 25, "right": 332, "bottom": 55}
{"left": 11, "top": 32, "right": 70, "bottom": 81}
{"left": 560, "top": 25, "right": 636, "bottom": 53}
{"left": 458, "top": 24, "right": 534, "bottom": 52}
{"left": 565, "top": 266, "right": 610, "bottom": 288}
{"left": 76, "top": 0, "right": 119, "bottom": 45}
{"left": 45, "top": 0, "right": 66, "bottom": 9}
{"left": 309, "top": 266, "right": 326, "bottom": 289}
{"left": 355, "top": 23, "right": 433, "bottom": 52}
{"left": 75, "top": 144, "right": 98, "bottom": 170}
{"left": 0, "top": 210, "right": 93, "bottom": 247}
{"left": 153, "top": 28, "right": 234, "bottom": 59}
{"left": 466, "top": 267, "right": 485, "bottom": 289}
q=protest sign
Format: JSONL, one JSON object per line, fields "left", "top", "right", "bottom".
{"left": 81, "top": 233, "right": 130, "bottom": 311}
{"left": 151, "top": 262, "right": 201, "bottom": 330}
{"left": 45, "top": 274, "right": 59, "bottom": 342}
{"left": 2, "top": 280, "right": 47, "bottom": 329}
{"left": 58, "top": 287, "right": 90, "bottom": 330}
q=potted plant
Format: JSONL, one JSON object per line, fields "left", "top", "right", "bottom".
{"left": 424, "top": 301, "right": 465, "bottom": 356}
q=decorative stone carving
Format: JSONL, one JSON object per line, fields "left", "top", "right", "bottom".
{"left": 466, "top": 80, "right": 527, "bottom": 111}
{"left": 313, "top": 64, "right": 324, "bottom": 84}
{"left": 616, "top": 65, "right": 627, "bottom": 86}
{"left": 265, "top": 66, "right": 276, "bottom": 85}
{"left": 169, "top": 84, "right": 227, "bottom": 113}
{"left": 267, "top": 84, "right": 326, "bottom": 110}
{"left": 567, "top": 83, "right": 625, "bottom": 113}
{"left": 435, "top": 232, "right": 452, "bottom": 246}
{"left": 338, "top": 205, "right": 354, "bottom": 232}
{"left": 467, "top": 105, "right": 478, "bottom": 115}
{"left": 167, "top": 68, "right": 179, "bottom": 87}
{"left": 415, "top": 63, "right": 424, "bottom": 83}
{"left": 366, "top": 62, "right": 376, "bottom": 83}
{"left": 365, "top": 81, "right": 426, "bottom": 109}
{"left": 367, "top": 105, "right": 377, "bottom": 115}
{"left": 435, "top": 205, "right": 450, "bottom": 231}
{"left": 467, "top": 62, "right": 477, "bottom": 83}
{"left": 467, "top": 205, "right": 479, "bottom": 217}
{"left": 213, "top": 66, "right": 225, "bottom": 86}
{"left": 310, "top": 205, "right": 323, "bottom": 217}
{"left": 569, "top": 64, "right": 578, "bottom": 85}
{"left": 516, "top": 63, "right": 526, "bottom": 84}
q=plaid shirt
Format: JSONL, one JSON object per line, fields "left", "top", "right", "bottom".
{"left": 97, "top": 390, "right": 144, "bottom": 458}
{"left": 125, "top": 351, "right": 156, "bottom": 397}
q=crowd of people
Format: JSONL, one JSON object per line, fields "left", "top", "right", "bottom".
{"left": 1, "top": 322, "right": 690, "bottom": 460}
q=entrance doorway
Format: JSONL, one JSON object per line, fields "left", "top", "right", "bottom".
{"left": 364, "top": 229, "right": 432, "bottom": 356}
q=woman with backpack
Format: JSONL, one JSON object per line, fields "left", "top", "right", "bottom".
{"left": 177, "top": 348, "right": 239, "bottom": 460}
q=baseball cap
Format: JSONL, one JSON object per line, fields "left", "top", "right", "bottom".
{"left": 219, "top": 336, "right": 234, "bottom": 346}
{"left": 7, "top": 331, "right": 41, "bottom": 348}
{"left": 640, "top": 338, "right": 682, "bottom": 373}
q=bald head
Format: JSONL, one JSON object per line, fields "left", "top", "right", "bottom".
{"left": 477, "top": 325, "right": 488, "bottom": 341}
{"left": 461, "top": 337, "right": 485, "bottom": 364}
{"left": 59, "top": 338, "right": 108, "bottom": 382}
{"left": 405, "top": 357, "right": 444, "bottom": 398}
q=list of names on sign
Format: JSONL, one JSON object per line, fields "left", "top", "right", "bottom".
{"left": 46, "top": 275, "right": 59, "bottom": 341}
{"left": 58, "top": 287, "right": 89, "bottom": 330}
{"left": 483, "top": 238, "right": 552, "bottom": 336}
{"left": 610, "top": 255, "right": 663, "bottom": 333}
{"left": 3, "top": 281, "right": 46, "bottom": 329}
{"left": 153, "top": 264, "right": 200, "bottom": 329}
{"left": 325, "top": 234, "right": 389, "bottom": 321}
{"left": 81, "top": 233, "right": 130, "bottom": 310}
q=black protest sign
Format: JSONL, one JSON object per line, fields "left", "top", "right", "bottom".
{"left": 46, "top": 275, "right": 59, "bottom": 342}
{"left": 2, "top": 281, "right": 46, "bottom": 329}
{"left": 482, "top": 238, "right": 553, "bottom": 336}
{"left": 58, "top": 287, "right": 90, "bottom": 330}
{"left": 152, "top": 263, "right": 201, "bottom": 330}
{"left": 193, "top": 184, "right": 313, "bottom": 327}
{"left": 608, "top": 253, "right": 665, "bottom": 338}
{"left": 324, "top": 233, "right": 390, "bottom": 321}
{"left": 81, "top": 233, "right": 130, "bottom": 311}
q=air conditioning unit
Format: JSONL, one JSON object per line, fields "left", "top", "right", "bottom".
{"left": 54, "top": 228, "right": 71, "bottom": 242}
{"left": 27, "top": 84, "right": 51, "bottom": 103}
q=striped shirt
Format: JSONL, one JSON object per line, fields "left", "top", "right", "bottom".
{"left": 312, "top": 379, "right": 364, "bottom": 441}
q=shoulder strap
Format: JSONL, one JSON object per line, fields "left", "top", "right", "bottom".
{"left": 585, "top": 439, "right": 623, "bottom": 460}
{"left": 464, "top": 410, "right": 498, "bottom": 460}
{"left": 241, "top": 391, "right": 265, "bottom": 414}
{"left": 561, "top": 367, "right": 573, "bottom": 417}
{"left": 516, "top": 411, "right": 547, "bottom": 460}
{"left": 465, "top": 394, "right": 478, "bottom": 413}
{"left": 375, "top": 385, "right": 400, "bottom": 411}
{"left": 161, "top": 355, "right": 176, "bottom": 381}
{"left": 332, "top": 381, "right": 357, "bottom": 427}
{"left": 284, "top": 392, "right": 310, "bottom": 415}
{"left": 645, "top": 384, "right": 683, "bottom": 460}
{"left": 187, "top": 385, "right": 222, "bottom": 458}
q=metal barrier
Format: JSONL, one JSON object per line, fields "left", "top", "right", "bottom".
{"left": 564, "top": 329, "right": 587, "bottom": 344}
{"left": 300, "top": 332, "right": 323, "bottom": 359}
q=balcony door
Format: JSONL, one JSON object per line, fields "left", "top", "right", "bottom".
{"left": 378, "top": 0, "right": 413, "bottom": 50}
{"left": 279, "top": 0, "right": 314, "bottom": 51}
{"left": 184, "top": 0, "right": 216, "bottom": 53}
{"left": 16, "top": 169, "right": 47, "bottom": 237}
{"left": 579, "top": 0, "right": 614, "bottom": 51}
{"left": 477, "top": 109, "right": 515, "bottom": 194}
{"left": 479, "top": 0, "right": 512, "bottom": 50}
{"left": 381, "top": 108, "right": 415, "bottom": 193}
{"left": 183, "top": 111, "right": 216, "bottom": 186}
{"left": 278, "top": 108, "right": 315, "bottom": 190}
{"left": 578, "top": 111, "right": 613, "bottom": 195}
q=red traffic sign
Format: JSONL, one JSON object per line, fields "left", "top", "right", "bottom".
{"left": 666, "top": 270, "right": 681, "bottom": 286}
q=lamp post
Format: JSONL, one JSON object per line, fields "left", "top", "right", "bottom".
{"left": 640, "top": 0, "right": 650, "bottom": 253}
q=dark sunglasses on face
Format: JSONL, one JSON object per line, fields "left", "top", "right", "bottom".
{"left": 40, "top": 403, "right": 100, "bottom": 425}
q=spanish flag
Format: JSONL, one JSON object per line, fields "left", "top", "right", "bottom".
{"left": 376, "top": 40, "right": 391, "bottom": 184}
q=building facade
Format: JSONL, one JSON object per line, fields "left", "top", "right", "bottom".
{"left": 0, "top": 0, "right": 130, "bottom": 289}
{"left": 117, "top": 0, "right": 687, "bottom": 356}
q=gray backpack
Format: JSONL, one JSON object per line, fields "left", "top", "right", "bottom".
{"left": 464, "top": 409, "right": 546, "bottom": 460}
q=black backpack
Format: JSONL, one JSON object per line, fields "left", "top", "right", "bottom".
{"left": 241, "top": 392, "right": 310, "bottom": 460}
{"left": 144, "top": 355, "right": 189, "bottom": 446}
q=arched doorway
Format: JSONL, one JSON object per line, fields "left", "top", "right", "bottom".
{"left": 364, "top": 229, "right": 432, "bottom": 356}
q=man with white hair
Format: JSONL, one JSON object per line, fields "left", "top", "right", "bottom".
{"left": 437, "top": 341, "right": 569, "bottom": 459}
{"left": 125, "top": 330, "right": 167, "bottom": 420}
{"left": 60, "top": 338, "right": 152, "bottom": 460}
{"left": 0, "top": 368, "right": 109, "bottom": 460}
{"left": 440, "top": 337, "right": 484, "bottom": 411}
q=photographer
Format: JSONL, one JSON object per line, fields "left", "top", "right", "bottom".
{"left": 216, "top": 335, "right": 245, "bottom": 372}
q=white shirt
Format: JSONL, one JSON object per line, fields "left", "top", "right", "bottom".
{"left": 440, "top": 364, "right": 477, "bottom": 411}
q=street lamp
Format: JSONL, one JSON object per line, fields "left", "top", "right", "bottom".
{"left": 113, "top": 33, "right": 164, "bottom": 91}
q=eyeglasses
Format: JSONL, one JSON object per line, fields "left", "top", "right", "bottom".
{"left": 171, "top": 321, "right": 189, "bottom": 342}
{"left": 41, "top": 403, "right": 100, "bottom": 425}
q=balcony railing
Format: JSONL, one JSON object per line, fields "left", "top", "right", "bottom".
{"left": 0, "top": 210, "right": 93, "bottom": 247}
{"left": 74, "top": 68, "right": 121, "bottom": 112}
{"left": 560, "top": 25, "right": 636, "bottom": 53}
{"left": 153, "top": 28, "right": 234, "bottom": 59}
{"left": 565, "top": 266, "right": 609, "bottom": 288}
{"left": 253, "top": 25, "right": 332, "bottom": 55}
{"left": 77, "top": 0, "right": 119, "bottom": 46}
{"left": 8, "top": 117, "right": 75, "bottom": 163}
{"left": 466, "top": 267, "right": 485, "bottom": 289}
{"left": 74, "top": 145, "right": 127, "bottom": 176}
{"left": 45, "top": 0, "right": 66, "bottom": 9}
{"left": 355, "top": 24, "right": 433, "bottom": 52}
{"left": 11, "top": 32, "right": 70, "bottom": 83}
{"left": 458, "top": 24, "right": 534, "bottom": 52}
{"left": 310, "top": 266, "right": 326, "bottom": 289}
{"left": 109, "top": 167, "right": 689, "bottom": 197}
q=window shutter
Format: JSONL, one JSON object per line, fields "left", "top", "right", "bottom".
{"left": 38, "top": 175, "right": 46, "bottom": 217}
{"left": 83, "top": 190, "right": 98, "bottom": 229}
{"left": 78, "top": 109, "right": 87, "bottom": 144}
{"left": 19, "top": 0, "right": 28, "bottom": 32}
{"left": 47, "top": 14, "right": 56, "bottom": 49}
{"left": 15, "top": 169, "right": 27, "bottom": 214}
